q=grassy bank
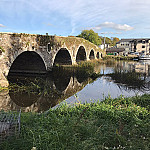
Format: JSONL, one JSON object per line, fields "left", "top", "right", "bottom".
{"left": 0, "top": 94, "right": 150, "bottom": 150}
{"left": 103, "top": 55, "right": 138, "bottom": 60}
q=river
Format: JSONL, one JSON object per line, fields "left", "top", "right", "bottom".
{"left": 0, "top": 60, "right": 150, "bottom": 112}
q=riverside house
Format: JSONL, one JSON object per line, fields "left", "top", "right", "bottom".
{"left": 106, "top": 47, "right": 125, "bottom": 56}
{"left": 116, "top": 38, "right": 150, "bottom": 54}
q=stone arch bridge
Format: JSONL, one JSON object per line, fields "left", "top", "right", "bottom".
{"left": 0, "top": 33, "right": 105, "bottom": 87}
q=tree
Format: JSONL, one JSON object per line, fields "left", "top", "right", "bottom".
{"left": 77, "top": 30, "right": 102, "bottom": 46}
{"left": 99, "top": 37, "right": 113, "bottom": 46}
{"left": 105, "top": 37, "right": 112, "bottom": 45}
{"left": 112, "top": 37, "right": 120, "bottom": 46}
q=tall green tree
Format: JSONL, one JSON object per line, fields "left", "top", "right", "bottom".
{"left": 77, "top": 30, "right": 102, "bottom": 46}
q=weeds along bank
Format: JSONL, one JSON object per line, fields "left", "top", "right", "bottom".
{"left": 0, "top": 94, "right": 149, "bottom": 150}
{"left": 103, "top": 55, "right": 138, "bottom": 60}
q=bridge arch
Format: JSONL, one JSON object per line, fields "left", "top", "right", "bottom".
{"left": 53, "top": 48, "right": 72, "bottom": 66}
{"left": 89, "top": 49, "right": 95, "bottom": 60}
{"left": 8, "top": 51, "right": 47, "bottom": 75}
{"left": 76, "top": 46, "right": 87, "bottom": 62}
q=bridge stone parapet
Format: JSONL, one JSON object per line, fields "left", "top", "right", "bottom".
{"left": 0, "top": 33, "right": 105, "bottom": 87}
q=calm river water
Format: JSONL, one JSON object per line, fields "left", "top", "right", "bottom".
{"left": 0, "top": 60, "right": 150, "bottom": 112}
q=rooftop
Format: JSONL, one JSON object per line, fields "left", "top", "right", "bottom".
{"left": 106, "top": 47, "right": 125, "bottom": 53}
{"left": 116, "top": 38, "right": 150, "bottom": 44}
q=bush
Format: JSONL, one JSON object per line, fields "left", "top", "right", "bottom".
{"left": 0, "top": 95, "right": 150, "bottom": 150}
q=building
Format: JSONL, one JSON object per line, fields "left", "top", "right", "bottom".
{"left": 116, "top": 39, "right": 132, "bottom": 54}
{"left": 99, "top": 44, "right": 110, "bottom": 50}
{"left": 116, "top": 38, "right": 150, "bottom": 54}
{"left": 106, "top": 47, "right": 125, "bottom": 56}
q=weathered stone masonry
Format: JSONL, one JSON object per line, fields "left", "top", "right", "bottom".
{"left": 0, "top": 33, "right": 105, "bottom": 87}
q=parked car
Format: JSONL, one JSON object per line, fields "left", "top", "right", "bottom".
{"left": 129, "top": 52, "right": 135, "bottom": 55}
{"left": 134, "top": 52, "right": 139, "bottom": 56}
{"left": 128, "top": 52, "right": 139, "bottom": 56}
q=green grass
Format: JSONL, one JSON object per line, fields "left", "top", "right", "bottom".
{"left": 0, "top": 46, "right": 5, "bottom": 53}
{"left": 103, "top": 55, "right": 137, "bottom": 60}
{"left": 0, "top": 94, "right": 150, "bottom": 150}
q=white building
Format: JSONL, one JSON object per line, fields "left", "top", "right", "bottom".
{"left": 116, "top": 38, "right": 150, "bottom": 54}
{"left": 99, "top": 44, "right": 110, "bottom": 50}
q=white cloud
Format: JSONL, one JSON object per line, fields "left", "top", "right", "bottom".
{"left": 0, "top": 0, "right": 148, "bottom": 37}
{"left": 100, "top": 32, "right": 122, "bottom": 34}
{"left": 91, "top": 22, "right": 134, "bottom": 31}
{"left": 46, "top": 23, "right": 53, "bottom": 26}
{"left": 0, "top": 24, "right": 5, "bottom": 27}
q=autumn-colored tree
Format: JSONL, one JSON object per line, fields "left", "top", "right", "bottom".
{"left": 112, "top": 37, "right": 120, "bottom": 46}
{"left": 77, "top": 30, "right": 102, "bottom": 46}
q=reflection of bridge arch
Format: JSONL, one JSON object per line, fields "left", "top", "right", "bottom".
{"left": 53, "top": 75, "right": 71, "bottom": 92}
{"left": 1, "top": 73, "right": 95, "bottom": 112}
{"left": 52, "top": 68, "right": 72, "bottom": 92}
{"left": 9, "top": 92, "right": 40, "bottom": 107}
{"left": 8, "top": 51, "right": 47, "bottom": 74}
{"left": 62, "top": 77, "right": 82, "bottom": 95}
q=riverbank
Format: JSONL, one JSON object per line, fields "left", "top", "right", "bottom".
{"left": 103, "top": 55, "right": 138, "bottom": 60}
{"left": 0, "top": 94, "right": 149, "bottom": 150}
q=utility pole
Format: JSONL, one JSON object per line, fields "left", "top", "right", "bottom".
{"left": 104, "top": 35, "right": 106, "bottom": 49}
{"left": 100, "top": 32, "right": 122, "bottom": 50}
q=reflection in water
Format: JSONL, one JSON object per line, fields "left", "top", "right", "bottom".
{"left": 64, "top": 61, "right": 150, "bottom": 105}
{"left": 52, "top": 68, "right": 72, "bottom": 92}
{"left": 5, "top": 68, "right": 91, "bottom": 112}
{"left": 9, "top": 92, "right": 39, "bottom": 107}
{"left": 106, "top": 60, "right": 150, "bottom": 92}
{"left": 107, "top": 68, "right": 146, "bottom": 91}
{"left": 1, "top": 60, "right": 150, "bottom": 112}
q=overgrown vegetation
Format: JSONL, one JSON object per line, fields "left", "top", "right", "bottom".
{"left": 108, "top": 70, "right": 146, "bottom": 90}
{"left": 8, "top": 77, "right": 61, "bottom": 98}
{"left": 0, "top": 85, "right": 3, "bottom": 91}
{"left": 0, "top": 94, "right": 149, "bottom": 150}
{"left": 0, "top": 85, "right": 8, "bottom": 92}
{"left": 103, "top": 55, "right": 137, "bottom": 60}
{"left": 0, "top": 46, "right": 5, "bottom": 53}
{"left": 54, "top": 60, "right": 102, "bottom": 81}
{"left": 7, "top": 63, "right": 101, "bottom": 97}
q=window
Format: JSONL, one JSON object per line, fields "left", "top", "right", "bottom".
{"left": 146, "top": 40, "right": 149, "bottom": 43}
{"left": 142, "top": 45, "right": 145, "bottom": 48}
{"left": 142, "top": 41, "right": 145, "bottom": 44}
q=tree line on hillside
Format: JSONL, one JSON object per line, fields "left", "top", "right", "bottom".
{"left": 77, "top": 29, "right": 119, "bottom": 47}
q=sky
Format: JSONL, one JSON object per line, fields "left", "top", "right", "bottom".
{"left": 0, "top": 0, "right": 150, "bottom": 39}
